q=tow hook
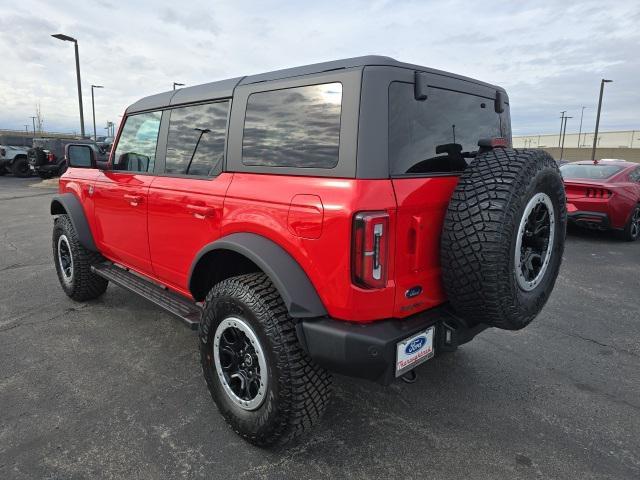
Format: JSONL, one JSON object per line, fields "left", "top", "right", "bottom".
{"left": 401, "top": 370, "right": 418, "bottom": 384}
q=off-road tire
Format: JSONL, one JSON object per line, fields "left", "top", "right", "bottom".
{"left": 441, "top": 148, "right": 566, "bottom": 330}
{"left": 199, "top": 273, "right": 332, "bottom": 447}
{"left": 11, "top": 156, "right": 31, "bottom": 177}
{"left": 622, "top": 205, "right": 640, "bottom": 242}
{"left": 53, "top": 214, "right": 108, "bottom": 301}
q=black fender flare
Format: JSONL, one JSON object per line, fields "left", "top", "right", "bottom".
{"left": 189, "top": 233, "right": 327, "bottom": 319}
{"left": 50, "top": 193, "right": 97, "bottom": 251}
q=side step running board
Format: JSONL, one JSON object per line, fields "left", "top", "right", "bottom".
{"left": 91, "top": 262, "right": 202, "bottom": 330}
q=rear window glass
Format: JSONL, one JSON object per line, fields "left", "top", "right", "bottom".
{"left": 560, "top": 164, "right": 622, "bottom": 180}
{"left": 389, "top": 82, "right": 509, "bottom": 175}
{"left": 242, "top": 83, "right": 342, "bottom": 168}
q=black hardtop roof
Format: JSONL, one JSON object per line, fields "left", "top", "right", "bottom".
{"left": 126, "top": 55, "right": 505, "bottom": 114}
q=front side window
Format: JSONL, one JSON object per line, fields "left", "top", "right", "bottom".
{"left": 242, "top": 82, "right": 342, "bottom": 168}
{"left": 165, "top": 101, "right": 230, "bottom": 176}
{"left": 113, "top": 111, "right": 162, "bottom": 172}
{"left": 389, "top": 82, "right": 508, "bottom": 175}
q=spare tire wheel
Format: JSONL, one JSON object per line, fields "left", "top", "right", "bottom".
{"left": 440, "top": 148, "right": 566, "bottom": 330}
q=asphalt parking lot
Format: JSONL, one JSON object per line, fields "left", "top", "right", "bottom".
{"left": 1, "top": 176, "right": 639, "bottom": 480}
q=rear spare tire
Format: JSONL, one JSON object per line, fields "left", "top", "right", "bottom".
{"left": 441, "top": 148, "right": 566, "bottom": 330}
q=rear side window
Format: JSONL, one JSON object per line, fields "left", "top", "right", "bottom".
{"left": 164, "top": 101, "right": 230, "bottom": 176}
{"left": 629, "top": 167, "right": 640, "bottom": 182}
{"left": 113, "top": 111, "right": 162, "bottom": 172}
{"left": 560, "top": 164, "right": 623, "bottom": 180}
{"left": 389, "top": 82, "right": 507, "bottom": 176}
{"left": 242, "top": 82, "right": 342, "bottom": 168}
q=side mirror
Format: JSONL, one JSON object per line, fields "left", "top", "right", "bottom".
{"left": 66, "top": 144, "right": 95, "bottom": 168}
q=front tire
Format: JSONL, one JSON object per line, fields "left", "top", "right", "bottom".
{"left": 53, "top": 215, "right": 108, "bottom": 301}
{"left": 199, "top": 273, "right": 332, "bottom": 447}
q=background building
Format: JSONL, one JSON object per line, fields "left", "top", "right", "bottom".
{"left": 513, "top": 130, "right": 640, "bottom": 163}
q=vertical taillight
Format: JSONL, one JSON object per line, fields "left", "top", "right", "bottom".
{"left": 47, "top": 152, "right": 55, "bottom": 163}
{"left": 352, "top": 211, "right": 389, "bottom": 289}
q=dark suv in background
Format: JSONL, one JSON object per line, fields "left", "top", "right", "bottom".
{"left": 28, "top": 137, "right": 105, "bottom": 179}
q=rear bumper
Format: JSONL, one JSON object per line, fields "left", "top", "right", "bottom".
{"left": 297, "top": 305, "right": 488, "bottom": 385}
{"left": 568, "top": 210, "right": 611, "bottom": 230}
{"left": 31, "top": 163, "right": 59, "bottom": 173}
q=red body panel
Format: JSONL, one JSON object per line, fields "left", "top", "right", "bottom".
{"left": 222, "top": 174, "right": 398, "bottom": 322}
{"left": 391, "top": 177, "right": 459, "bottom": 317}
{"left": 564, "top": 164, "right": 640, "bottom": 230}
{"left": 92, "top": 171, "right": 155, "bottom": 273}
{"left": 59, "top": 167, "right": 461, "bottom": 324}
{"left": 147, "top": 173, "right": 233, "bottom": 293}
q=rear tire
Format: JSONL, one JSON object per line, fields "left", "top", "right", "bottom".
{"left": 622, "top": 205, "right": 640, "bottom": 242}
{"left": 199, "top": 273, "right": 332, "bottom": 447}
{"left": 11, "top": 156, "right": 31, "bottom": 177}
{"left": 441, "top": 148, "right": 567, "bottom": 330}
{"left": 53, "top": 215, "right": 108, "bottom": 301}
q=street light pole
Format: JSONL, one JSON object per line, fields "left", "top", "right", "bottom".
{"left": 591, "top": 79, "right": 613, "bottom": 161}
{"left": 558, "top": 111, "right": 566, "bottom": 147}
{"left": 30, "top": 116, "right": 37, "bottom": 135}
{"left": 560, "top": 116, "right": 572, "bottom": 161}
{"left": 91, "top": 85, "right": 104, "bottom": 141}
{"left": 52, "top": 33, "right": 85, "bottom": 138}
{"left": 577, "top": 106, "right": 586, "bottom": 148}
{"left": 173, "top": 82, "right": 185, "bottom": 90}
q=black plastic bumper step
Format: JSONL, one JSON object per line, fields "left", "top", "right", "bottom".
{"left": 92, "top": 262, "right": 202, "bottom": 330}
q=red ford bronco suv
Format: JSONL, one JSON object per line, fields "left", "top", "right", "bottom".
{"left": 51, "top": 56, "right": 566, "bottom": 446}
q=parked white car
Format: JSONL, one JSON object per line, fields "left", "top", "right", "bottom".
{"left": 0, "top": 145, "right": 31, "bottom": 177}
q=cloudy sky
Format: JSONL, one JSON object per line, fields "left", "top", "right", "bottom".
{"left": 0, "top": 0, "right": 638, "bottom": 136}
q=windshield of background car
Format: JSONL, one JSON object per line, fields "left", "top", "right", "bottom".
{"left": 389, "top": 82, "right": 509, "bottom": 175}
{"left": 560, "top": 164, "right": 623, "bottom": 180}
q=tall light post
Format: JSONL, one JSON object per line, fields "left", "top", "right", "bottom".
{"left": 591, "top": 79, "right": 612, "bottom": 161}
{"left": 30, "top": 116, "right": 37, "bottom": 135}
{"left": 52, "top": 33, "right": 85, "bottom": 138}
{"left": 577, "top": 106, "right": 586, "bottom": 148}
{"left": 173, "top": 82, "right": 185, "bottom": 90}
{"left": 560, "top": 116, "right": 572, "bottom": 160}
{"left": 91, "top": 85, "right": 104, "bottom": 141}
{"left": 558, "top": 111, "right": 566, "bottom": 147}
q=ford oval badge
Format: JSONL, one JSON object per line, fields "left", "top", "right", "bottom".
{"left": 405, "top": 286, "right": 422, "bottom": 298}
{"left": 405, "top": 337, "right": 426, "bottom": 355}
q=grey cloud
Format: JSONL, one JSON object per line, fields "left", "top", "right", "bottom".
{"left": 159, "top": 7, "right": 219, "bottom": 34}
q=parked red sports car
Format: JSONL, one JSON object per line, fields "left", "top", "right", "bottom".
{"left": 561, "top": 159, "right": 640, "bottom": 241}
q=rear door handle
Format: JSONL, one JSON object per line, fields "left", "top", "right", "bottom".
{"left": 124, "top": 194, "right": 142, "bottom": 206}
{"left": 186, "top": 204, "right": 216, "bottom": 218}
